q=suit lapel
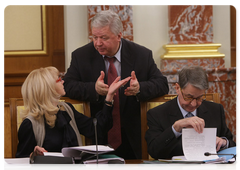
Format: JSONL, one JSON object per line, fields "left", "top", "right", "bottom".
{"left": 168, "top": 98, "right": 185, "bottom": 124}
{"left": 119, "top": 39, "right": 136, "bottom": 113}
{"left": 120, "top": 39, "right": 135, "bottom": 79}
{"left": 196, "top": 101, "right": 210, "bottom": 125}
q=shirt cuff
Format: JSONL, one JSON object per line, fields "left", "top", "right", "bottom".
{"left": 220, "top": 137, "right": 229, "bottom": 150}
{"left": 172, "top": 125, "right": 182, "bottom": 138}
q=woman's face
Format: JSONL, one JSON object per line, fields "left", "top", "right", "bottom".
{"left": 55, "top": 75, "right": 66, "bottom": 96}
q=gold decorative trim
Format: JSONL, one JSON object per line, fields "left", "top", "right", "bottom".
{"left": 161, "top": 43, "right": 225, "bottom": 59}
{"left": 164, "top": 96, "right": 177, "bottom": 100}
{"left": 4, "top": 6, "right": 47, "bottom": 56}
{"left": 0, "top": 102, "right": 9, "bottom": 107}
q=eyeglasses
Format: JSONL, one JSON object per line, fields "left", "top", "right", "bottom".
{"left": 180, "top": 88, "right": 206, "bottom": 102}
{"left": 56, "top": 74, "right": 64, "bottom": 83}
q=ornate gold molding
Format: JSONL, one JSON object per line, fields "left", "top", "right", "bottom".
{"left": 161, "top": 43, "right": 225, "bottom": 59}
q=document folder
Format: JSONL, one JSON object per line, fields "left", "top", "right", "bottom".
{"left": 30, "top": 156, "right": 74, "bottom": 164}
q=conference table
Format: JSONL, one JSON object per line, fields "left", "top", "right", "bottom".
{"left": 121, "top": 160, "right": 240, "bottom": 170}
{"left": 2, "top": 160, "right": 240, "bottom": 170}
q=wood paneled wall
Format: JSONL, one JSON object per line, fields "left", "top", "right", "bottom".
{"left": 230, "top": 0, "right": 240, "bottom": 67}
{"left": 4, "top": 105, "right": 11, "bottom": 158}
{"left": 4, "top": 5, "right": 65, "bottom": 158}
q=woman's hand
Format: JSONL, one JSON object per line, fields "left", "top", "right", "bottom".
{"left": 30, "top": 146, "right": 47, "bottom": 157}
{"left": 105, "top": 76, "right": 131, "bottom": 102}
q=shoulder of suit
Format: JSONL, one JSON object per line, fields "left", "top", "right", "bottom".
{"left": 198, "top": 101, "right": 223, "bottom": 115}
{"left": 122, "top": 38, "right": 151, "bottom": 52}
{"left": 202, "top": 100, "right": 219, "bottom": 104}
{"left": 72, "top": 41, "right": 95, "bottom": 54}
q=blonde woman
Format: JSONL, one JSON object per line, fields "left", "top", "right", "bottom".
{"left": 16, "top": 66, "right": 131, "bottom": 158}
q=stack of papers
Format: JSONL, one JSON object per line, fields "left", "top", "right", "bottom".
{"left": 42, "top": 145, "right": 124, "bottom": 164}
{"left": 62, "top": 145, "right": 114, "bottom": 158}
{"left": 0, "top": 145, "right": 114, "bottom": 169}
{"left": 166, "top": 155, "right": 227, "bottom": 164}
{"left": 43, "top": 145, "right": 114, "bottom": 157}
{"left": 83, "top": 154, "right": 125, "bottom": 168}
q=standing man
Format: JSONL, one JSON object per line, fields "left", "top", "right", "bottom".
{"left": 145, "top": 66, "right": 235, "bottom": 159}
{"left": 64, "top": 10, "right": 169, "bottom": 159}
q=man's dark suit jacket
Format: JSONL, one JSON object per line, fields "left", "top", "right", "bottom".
{"left": 63, "top": 38, "right": 169, "bottom": 158}
{"left": 145, "top": 97, "right": 236, "bottom": 159}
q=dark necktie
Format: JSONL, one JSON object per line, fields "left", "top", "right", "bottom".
{"left": 105, "top": 56, "right": 121, "bottom": 149}
{"left": 185, "top": 112, "right": 194, "bottom": 118}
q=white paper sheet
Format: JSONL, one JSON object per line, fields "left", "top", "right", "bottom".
{"left": 182, "top": 128, "right": 219, "bottom": 161}
{"left": 43, "top": 152, "right": 64, "bottom": 157}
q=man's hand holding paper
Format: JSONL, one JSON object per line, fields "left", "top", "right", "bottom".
{"left": 173, "top": 116, "right": 227, "bottom": 151}
{"left": 173, "top": 116, "right": 205, "bottom": 134}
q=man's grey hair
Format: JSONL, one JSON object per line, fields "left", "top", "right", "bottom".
{"left": 178, "top": 66, "right": 209, "bottom": 90}
{"left": 91, "top": 10, "right": 123, "bottom": 35}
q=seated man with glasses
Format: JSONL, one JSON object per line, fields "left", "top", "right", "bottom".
{"left": 145, "top": 66, "right": 236, "bottom": 159}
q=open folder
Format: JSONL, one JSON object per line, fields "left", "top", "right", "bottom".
{"left": 30, "top": 145, "right": 124, "bottom": 164}
{"left": 0, "top": 145, "right": 114, "bottom": 168}
{"left": 62, "top": 145, "right": 114, "bottom": 158}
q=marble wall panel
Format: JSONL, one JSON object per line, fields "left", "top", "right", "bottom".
{"left": 208, "top": 81, "right": 236, "bottom": 141}
{"left": 162, "top": 68, "right": 236, "bottom": 141}
{"left": 168, "top": 5, "right": 213, "bottom": 44}
{"left": 160, "top": 58, "right": 225, "bottom": 71}
{"left": 87, "top": 5, "right": 133, "bottom": 42}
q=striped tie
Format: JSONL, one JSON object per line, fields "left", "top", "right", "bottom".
{"left": 185, "top": 112, "right": 194, "bottom": 118}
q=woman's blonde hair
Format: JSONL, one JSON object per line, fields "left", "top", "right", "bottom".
{"left": 21, "top": 66, "right": 61, "bottom": 127}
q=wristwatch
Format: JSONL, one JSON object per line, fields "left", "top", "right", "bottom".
{"left": 105, "top": 99, "right": 114, "bottom": 106}
{"left": 136, "top": 90, "right": 140, "bottom": 102}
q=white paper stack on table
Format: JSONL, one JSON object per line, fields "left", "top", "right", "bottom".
{"left": 44, "top": 145, "right": 113, "bottom": 156}
{"left": 83, "top": 154, "right": 125, "bottom": 168}
{"left": 43, "top": 145, "right": 124, "bottom": 164}
{"left": 62, "top": 145, "right": 114, "bottom": 158}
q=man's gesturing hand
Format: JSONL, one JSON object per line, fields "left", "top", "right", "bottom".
{"left": 95, "top": 71, "right": 109, "bottom": 96}
{"left": 124, "top": 71, "right": 140, "bottom": 96}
